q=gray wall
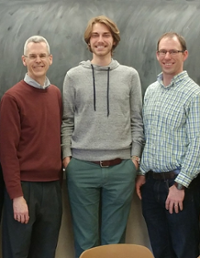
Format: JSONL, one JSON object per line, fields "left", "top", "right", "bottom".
{"left": 0, "top": 1, "right": 199, "bottom": 257}
{"left": 0, "top": 0, "right": 200, "bottom": 98}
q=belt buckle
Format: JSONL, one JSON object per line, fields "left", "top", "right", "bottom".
{"left": 100, "top": 161, "right": 109, "bottom": 168}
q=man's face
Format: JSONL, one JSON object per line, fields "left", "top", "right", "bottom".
{"left": 156, "top": 36, "right": 188, "bottom": 78}
{"left": 22, "top": 42, "right": 52, "bottom": 84}
{"left": 89, "top": 22, "right": 115, "bottom": 58}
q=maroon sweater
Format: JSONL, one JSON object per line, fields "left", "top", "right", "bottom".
{"left": 0, "top": 80, "right": 62, "bottom": 199}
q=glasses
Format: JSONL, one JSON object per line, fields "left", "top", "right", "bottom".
{"left": 24, "top": 54, "right": 49, "bottom": 60}
{"left": 157, "top": 49, "right": 184, "bottom": 56}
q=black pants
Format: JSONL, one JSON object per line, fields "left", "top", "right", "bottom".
{"left": 2, "top": 181, "right": 62, "bottom": 258}
{"left": 0, "top": 163, "right": 4, "bottom": 222}
{"left": 141, "top": 173, "right": 200, "bottom": 258}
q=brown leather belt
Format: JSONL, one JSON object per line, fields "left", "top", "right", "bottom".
{"left": 148, "top": 170, "right": 177, "bottom": 180}
{"left": 92, "top": 158, "right": 122, "bottom": 167}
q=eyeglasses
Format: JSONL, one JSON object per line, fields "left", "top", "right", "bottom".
{"left": 24, "top": 54, "right": 49, "bottom": 60}
{"left": 157, "top": 49, "right": 184, "bottom": 56}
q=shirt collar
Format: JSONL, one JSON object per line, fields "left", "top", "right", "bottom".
{"left": 24, "top": 73, "right": 51, "bottom": 89}
{"left": 157, "top": 71, "right": 188, "bottom": 89}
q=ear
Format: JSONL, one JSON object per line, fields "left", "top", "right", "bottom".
{"left": 183, "top": 50, "right": 188, "bottom": 62}
{"left": 87, "top": 43, "right": 91, "bottom": 52}
{"left": 49, "top": 54, "right": 53, "bottom": 65}
{"left": 156, "top": 51, "right": 159, "bottom": 61}
{"left": 21, "top": 55, "right": 27, "bottom": 67}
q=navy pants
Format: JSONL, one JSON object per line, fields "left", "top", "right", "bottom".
{"left": 66, "top": 158, "right": 137, "bottom": 258}
{"left": 141, "top": 173, "right": 200, "bottom": 258}
{"left": 2, "top": 181, "right": 62, "bottom": 258}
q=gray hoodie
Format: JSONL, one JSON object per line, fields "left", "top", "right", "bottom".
{"left": 61, "top": 59, "right": 144, "bottom": 161}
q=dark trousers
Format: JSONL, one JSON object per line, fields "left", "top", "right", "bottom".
{"left": 141, "top": 173, "right": 200, "bottom": 258}
{"left": 0, "top": 163, "right": 4, "bottom": 222}
{"left": 2, "top": 181, "right": 62, "bottom": 258}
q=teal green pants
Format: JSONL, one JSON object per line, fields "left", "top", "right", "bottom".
{"left": 66, "top": 158, "right": 137, "bottom": 258}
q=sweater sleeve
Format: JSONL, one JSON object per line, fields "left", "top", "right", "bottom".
{"left": 0, "top": 94, "right": 23, "bottom": 199}
{"left": 130, "top": 69, "right": 144, "bottom": 157}
{"left": 61, "top": 73, "right": 75, "bottom": 159}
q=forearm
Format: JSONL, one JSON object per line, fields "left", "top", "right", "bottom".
{"left": 0, "top": 95, "right": 23, "bottom": 199}
{"left": 130, "top": 72, "right": 144, "bottom": 156}
{"left": 61, "top": 116, "right": 74, "bottom": 158}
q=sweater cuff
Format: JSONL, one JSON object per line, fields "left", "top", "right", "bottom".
{"left": 62, "top": 148, "right": 72, "bottom": 160}
{"left": 131, "top": 143, "right": 143, "bottom": 157}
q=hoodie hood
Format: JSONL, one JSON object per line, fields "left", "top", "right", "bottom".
{"left": 79, "top": 59, "right": 120, "bottom": 116}
{"left": 79, "top": 59, "right": 120, "bottom": 70}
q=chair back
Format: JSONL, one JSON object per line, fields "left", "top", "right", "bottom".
{"left": 79, "top": 243, "right": 154, "bottom": 258}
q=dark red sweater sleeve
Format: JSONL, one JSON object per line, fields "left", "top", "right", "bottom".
{"left": 0, "top": 93, "right": 23, "bottom": 199}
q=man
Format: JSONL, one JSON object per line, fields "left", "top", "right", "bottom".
{"left": 62, "top": 15, "right": 144, "bottom": 258}
{"left": 0, "top": 164, "right": 4, "bottom": 223}
{"left": 0, "top": 35, "right": 62, "bottom": 258}
{"left": 136, "top": 32, "right": 200, "bottom": 258}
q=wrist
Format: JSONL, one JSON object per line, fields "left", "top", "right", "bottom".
{"left": 174, "top": 182, "right": 185, "bottom": 190}
{"left": 132, "top": 156, "right": 140, "bottom": 165}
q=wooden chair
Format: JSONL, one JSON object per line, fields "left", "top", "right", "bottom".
{"left": 79, "top": 243, "right": 154, "bottom": 258}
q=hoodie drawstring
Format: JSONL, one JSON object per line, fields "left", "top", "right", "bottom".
{"left": 91, "top": 64, "right": 96, "bottom": 111}
{"left": 107, "top": 67, "right": 110, "bottom": 117}
{"left": 91, "top": 64, "right": 110, "bottom": 117}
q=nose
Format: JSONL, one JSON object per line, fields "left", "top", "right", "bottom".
{"left": 97, "top": 35, "right": 103, "bottom": 42}
{"left": 164, "top": 51, "right": 171, "bottom": 58}
{"left": 35, "top": 55, "right": 41, "bottom": 62}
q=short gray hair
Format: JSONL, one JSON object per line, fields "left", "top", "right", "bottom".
{"left": 24, "top": 35, "right": 50, "bottom": 55}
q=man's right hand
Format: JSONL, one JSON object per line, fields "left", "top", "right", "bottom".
{"left": 63, "top": 156, "right": 71, "bottom": 169}
{"left": 13, "top": 196, "right": 29, "bottom": 224}
{"left": 135, "top": 175, "right": 146, "bottom": 200}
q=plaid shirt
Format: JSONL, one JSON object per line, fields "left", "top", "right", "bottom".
{"left": 140, "top": 71, "right": 200, "bottom": 187}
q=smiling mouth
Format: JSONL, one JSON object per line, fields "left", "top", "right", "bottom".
{"left": 96, "top": 45, "right": 106, "bottom": 49}
{"left": 163, "top": 63, "right": 173, "bottom": 66}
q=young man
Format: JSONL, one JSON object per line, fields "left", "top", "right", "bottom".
{"left": 136, "top": 32, "right": 200, "bottom": 258}
{"left": 0, "top": 36, "right": 62, "bottom": 258}
{"left": 62, "top": 15, "right": 144, "bottom": 258}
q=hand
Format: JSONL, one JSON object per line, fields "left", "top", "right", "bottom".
{"left": 13, "top": 196, "right": 29, "bottom": 224}
{"left": 132, "top": 159, "right": 139, "bottom": 170}
{"left": 135, "top": 175, "right": 146, "bottom": 200}
{"left": 165, "top": 185, "right": 185, "bottom": 214}
{"left": 63, "top": 156, "right": 71, "bottom": 169}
